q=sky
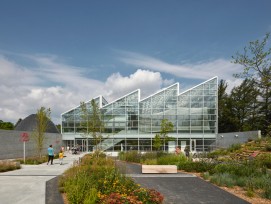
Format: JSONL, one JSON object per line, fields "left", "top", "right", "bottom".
{"left": 1, "top": 0, "right": 271, "bottom": 125}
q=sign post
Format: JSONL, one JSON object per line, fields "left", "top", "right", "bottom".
{"left": 20, "top": 132, "right": 29, "bottom": 164}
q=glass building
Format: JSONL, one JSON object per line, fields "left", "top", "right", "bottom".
{"left": 61, "top": 77, "right": 218, "bottom": 153}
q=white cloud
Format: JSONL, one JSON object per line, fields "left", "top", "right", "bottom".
{"left": 0, "top": 55, "right": 38, "bottom": 86}
{"left": 105, "top": 69, "right": 173, "bottom": 100}
{"left": 0, "top": 51, "right": 244, "bottom": 125}
{"left": 0, "top": 54, "right": 104, "bottom": 124}
{"left": 118, "top": 50, "right": 243, "bottom": 83}
{"left": 0, "top": 54, "right": 170, "bottom": 124}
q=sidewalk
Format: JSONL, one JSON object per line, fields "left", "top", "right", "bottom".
{"left": 0, "top": 152, "right": 86, "bottom": 204}
{"left": 0, "top": 155, "right": 251, "bottom": 204}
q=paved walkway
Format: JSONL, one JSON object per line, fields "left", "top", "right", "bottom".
{"left": 0, "top": 155, "right": 251, "bottom": 204}
{"left": 0, "top": 152, "right": 86, "bottom": 204}
{"left": 116, "top": 161, "right": 250, "bottom": 204}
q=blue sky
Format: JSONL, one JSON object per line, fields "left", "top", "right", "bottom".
{"left": 1, "top": 0, "right": 271, "bottom": 124}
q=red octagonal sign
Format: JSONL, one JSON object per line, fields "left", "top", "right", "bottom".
{"left": 20, "top": 132, "right": 29, "bottom": 142}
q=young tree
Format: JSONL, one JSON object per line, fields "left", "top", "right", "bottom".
{"left": 80, "top": 99, "right": 104, "bottom": 152}
{"left": 158, "top": 119, "right": 174, "bottom": 152}
{"left": 232, "top": 33, "right": 271, "bottom": 82}
{"left": 153, "top": 133, "right": 162, "bottom": 151}
{"left": 32, "top": 107, "right": 51, "bottom": 158}
{"left": 232, "top": 33, "right": 271, "bottom": 135}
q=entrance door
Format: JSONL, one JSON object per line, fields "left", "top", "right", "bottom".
{"left": 191, "top": 139, "right": 196, "bottom": 152}
{"left": 82, "top": 139, "right": 87, "bottom": 152}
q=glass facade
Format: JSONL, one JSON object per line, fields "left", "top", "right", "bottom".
{"left": 61, "top": 77, "right": 218, "bottom": 152}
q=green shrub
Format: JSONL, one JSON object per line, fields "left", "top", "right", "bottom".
{"left": 119, "top": 151, "right": 187, "bottom": 165}
{"left": 257, "top": 154, "right": 271, "bottom": 168}
{"left": 207, "top": 149, "right": 227, "bottom": 159}
{"left": 92, "top": 150, "right": 107, "bottom": 158}
{"left": 157, "top": 154, "right": 182, "bottom": 165}
{"left": 245, "top": 179, "right": 255, "bottom": 197}
{"left": 246, "top": 189, "right": 254, "bottom": 197}
{"left": 119, "top": 151, "right": 141, "bottom": 163}
{"left": 80, "top": 154, "right": 94, "bottom": 165}
{"left": 65, "top": 172, "right": 91, "bottom": 203}
{"left": 210, "top": 173, "right": 235, "bottom": 187}
{"left": 228, "top": 143, "right": 241, "bottom": 152}
{"left": 250, "top": 175, "right": 270, "bottom": 189}
{"left": 118, "top": 151, "right": 126, "bottom": 161}
{"left": 179, "top": 161, "right": 215, "bottom": 172}
{"left": 83, "top": 188, "right": 98, "bottom": 204}
{"left": 16, "top": 156, "right": 48, "bottom": 165}
{"left": 263, "top": 183, "right": 271, "bottom": 199}
{"left": 265, "top": 144, "right": 271, "bottom": 152}
{"left": 202, "top": 172, "right": 210, "bottom": 180}
{"left": 143, "top": 159, "right": 157, "bottom": 165}
{"left": 211, "top": 162, "right": 257, "bottom": 177}
{"left": 0, "top": 161, "right": 21, "bottom": 172}
{"left": 141, "top": 152, "right": 159, "bottom": 162}
{"left": 235, "top": 176, "right": 247, "bottom": 187}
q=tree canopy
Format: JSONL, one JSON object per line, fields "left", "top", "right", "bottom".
{"left": 80, "top": 99, "right": 104, "bottom": 152}
{"left": 0, "top": 120, "right": 14, "bottom": 130}
{"left": 159, "top": 119, "right": 174, "bottom": 151}
{"left": 218, "top": 33, "right": 271, "bottom": 135}
{"left": 31, "top": 107, "right": 51, "bottom": 158}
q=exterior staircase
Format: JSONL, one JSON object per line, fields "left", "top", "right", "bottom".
{"left": 93, "top": 138, "right": 123, "bottom": 151}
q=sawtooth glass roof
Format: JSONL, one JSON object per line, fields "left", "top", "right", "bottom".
{"left": 61, "top": 77, "right": 218, "bottom": 137}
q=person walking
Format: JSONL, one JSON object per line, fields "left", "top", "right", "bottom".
{"left": 59, "top": 150, "right": 64, "bottom": 165}
{"left": 184, "top": 146, "right": 190, "bottom": 158}
{"left": 47, "top": 145, "right": 54, "bottom": 165}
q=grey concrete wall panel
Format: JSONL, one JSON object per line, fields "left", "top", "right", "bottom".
{"left": 0, "top": 130, "right": 62, "bottom": 160}
{"left": 216, "top": 130, "right": 260, "bottom": 149}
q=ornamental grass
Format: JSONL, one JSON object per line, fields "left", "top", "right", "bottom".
{"left": 59, "top": 154, "right": 164, "bottom": 204}
{"left": 0, "top": 160, "right": 21, "bottom": 172}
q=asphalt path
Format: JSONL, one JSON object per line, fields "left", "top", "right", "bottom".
{"left": 115, "top": 160, "right": 250, "bottom": 204}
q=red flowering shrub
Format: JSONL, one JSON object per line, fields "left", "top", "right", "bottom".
{"left": 99, "top": 188, "right": 164, "bottom": 204}
{"left": 131, "top": 188, "right": 164, "bottom": 204}
{"left": 100, "top": 192, "right": 143, "bottom": 204}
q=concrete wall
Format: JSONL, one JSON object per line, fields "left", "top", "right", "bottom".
{"left": 216, "top": 130, "right": 261, "bottom": 149}
{"left": 0, "top": 130, "right": 62, "bottom": 160}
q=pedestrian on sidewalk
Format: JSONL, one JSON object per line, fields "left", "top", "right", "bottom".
{"left": 47, "top": 145, "right": 54, "bottom": 165}
{"left": 184, "top": 146, "right": 190, "bottom": 158}
{"left": 59, "top": 150, "right": 64, "bottom": 165}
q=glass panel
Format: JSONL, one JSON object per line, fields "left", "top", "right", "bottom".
{"left": 112, "top": 108, "right": 125, "bottom": 115}
{"left": 191, "top": 103, "right": 203, "bottom": 108}
{"left": 61, "top": 77, "right": 218, "bottom": 142}
{"left": 113, "top": 98, "right": 125, "bottom": 108}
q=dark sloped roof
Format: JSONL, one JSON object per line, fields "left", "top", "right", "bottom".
{"left": 14, "top": 114, "right": 59, "bottom": 133}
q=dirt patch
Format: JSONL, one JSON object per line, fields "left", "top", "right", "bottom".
{"left": 62, "top": 193, "right": 68, "bottom": 204}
